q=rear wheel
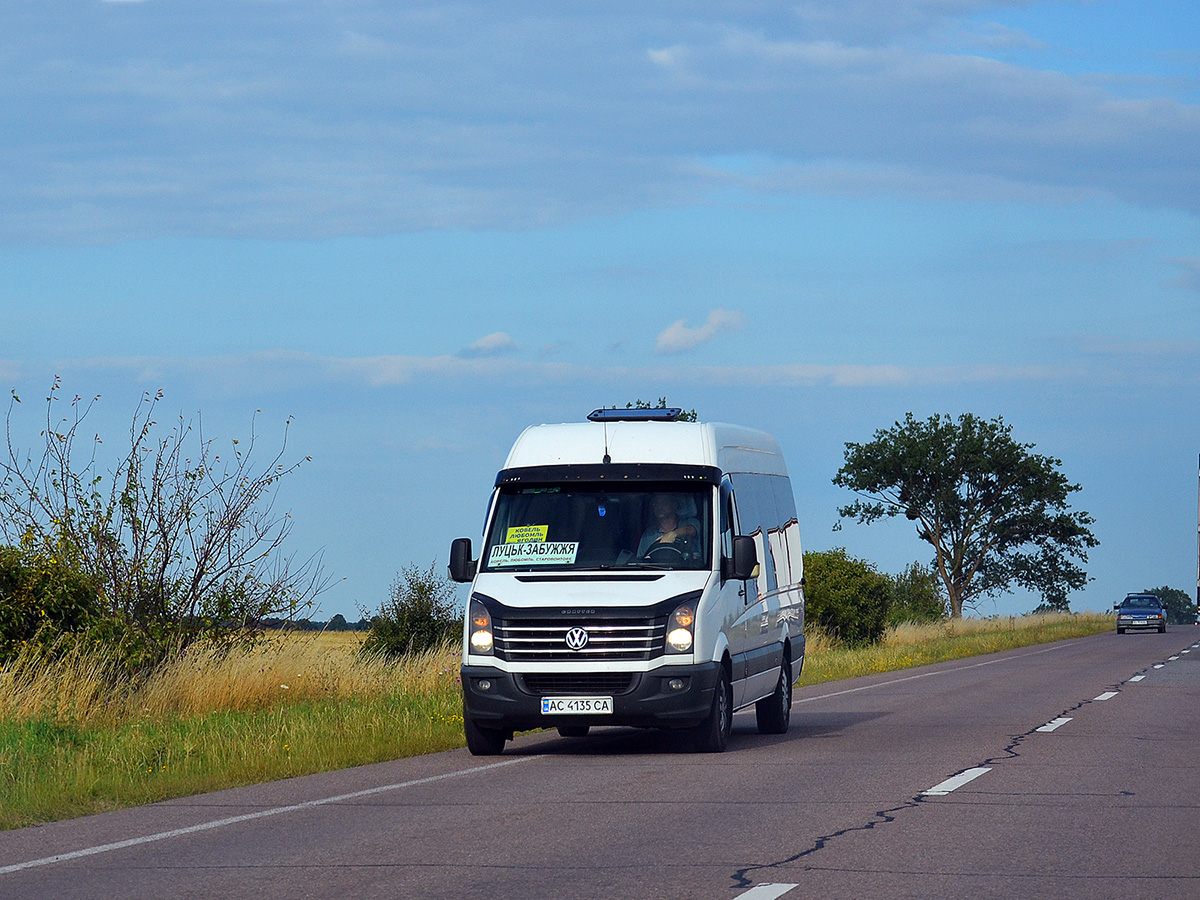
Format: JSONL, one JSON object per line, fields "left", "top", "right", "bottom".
{"left": 755, "top": 654, "right": 792, "bottom": 735}
{"left": 464, "top": 714, "right": 507, "bottom": 756}
{"left": 556, "top": 724, "right": 590, "bottom": 738}
{"left": 690, "top": 666, "right": 732, "bottom": 753}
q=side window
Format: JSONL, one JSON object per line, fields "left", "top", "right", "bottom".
{"left": 749, "top": 527, "right": 769, "bottom": 602}
{"left": 728, "top": 473, "right": 778, "bottom": 597}
{"left": 769, "top": 475, "right": 800, "bottom": 589}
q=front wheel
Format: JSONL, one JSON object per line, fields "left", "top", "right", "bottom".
{"left": 690, "top": 667, "right": 732, "bottom": 753}
{"left": 464, "top": 714, "right": 507, "bottom": 756}
{"left": 755, "top": 656, "right": 792, "bottom": 735}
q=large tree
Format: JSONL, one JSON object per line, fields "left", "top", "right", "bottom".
{"left": 833, "top": 413, "right": 1098, "bottom": 618}
{"left": 1143, "top": 585, "right": 1197, "bottom": 625}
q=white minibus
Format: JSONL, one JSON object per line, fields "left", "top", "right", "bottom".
{"left": 449, "top": 408, "right": 804, "bottom": 754}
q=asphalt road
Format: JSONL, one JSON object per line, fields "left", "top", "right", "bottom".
{"left": 3, "top": 627, "right": 1198, "bottom": 900}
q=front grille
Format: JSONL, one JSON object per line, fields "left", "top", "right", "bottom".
{"left": 520, "top": 673, "right": 637, "bottom": 695}
{"left": 494, "top": 615, "right": 666, "bottom": 662}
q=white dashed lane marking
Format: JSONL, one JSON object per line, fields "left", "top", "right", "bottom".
{"left": 1130, "top": 675, "right": 1146, "bottom": 682}
{"left": 1093, "top": 691, "right": 1119, "bottom": 701}
{"left": 923, "top": 767, "right": 992, "bottom": 796}
{"left": 1036, "top": 717, "right": 1072, "bottom": 733}
{"left": 738, "top": 884, "right": 800, "bottom": 899}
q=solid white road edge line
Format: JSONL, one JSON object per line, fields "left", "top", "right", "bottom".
{"left": 923, "top": 767, "right": 992, "bottom": 796}
{"left": 1036, "top": 717, "right": 1073, "bottom": 732}
{"left": 738, "top": 883, "right": 800, "bottom": 899}
{"left": 1093, "top": 691, "right": 1119, "bottom": 701}
{"left": 0, "top": 756, "right": 539, "bottom": 876}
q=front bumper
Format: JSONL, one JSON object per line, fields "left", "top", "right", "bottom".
{"left": 1117, "top": 618, "right": 1165, "bottom": 630}
{"left": 462, "top": 661, "right": 722, "bottom": 734}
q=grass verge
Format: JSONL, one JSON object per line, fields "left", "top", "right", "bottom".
{"left": 799, "top": 612, "right": 1113, "bottom": 685}
{"left": 0, "top": 634, "right": 464, "bottom": 830}
{"left": 2, "top": 613, "right": 1113, "bottom": 830}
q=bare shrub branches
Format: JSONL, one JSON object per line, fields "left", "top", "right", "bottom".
{"left": 0, "top": 379, "right": 326, "bottom": 660}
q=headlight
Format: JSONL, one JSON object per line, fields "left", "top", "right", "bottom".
{"left": 468, "top": 599, "right": 494, "bottom": 655}
{"left": 666, "top": 602, "right": 695, "bottom": 653}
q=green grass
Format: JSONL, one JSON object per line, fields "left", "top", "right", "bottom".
{"left": 0, "top": 691, "right": 465, "bottom": 830}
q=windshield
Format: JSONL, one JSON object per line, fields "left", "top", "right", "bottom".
{"left": 481, "top": 483, "right": 712, "bottom": 572}
{"left": 1121, "top": 597, "right": 1161, "bottom": 610}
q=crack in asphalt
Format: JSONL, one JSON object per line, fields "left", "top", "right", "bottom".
{"left": 729, "top": 797, "right": 924, "bottom": 889}
{"left": 727, "top": 658, "right": 1172, "bottom": 893}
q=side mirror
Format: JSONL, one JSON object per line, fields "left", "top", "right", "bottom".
{"left": 448, "top": 537, "right": 476, "bottom": 583}
{"left": 728, "top": 535, "right": 758, "bottom": 582}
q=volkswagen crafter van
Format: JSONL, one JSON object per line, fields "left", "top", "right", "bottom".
{"left": 448, "top": 408, "right": 805, "bottom": 754}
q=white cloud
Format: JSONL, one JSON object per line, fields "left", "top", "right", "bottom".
{"left": 655, "top": 309, "right": 746, "bottom": 355}
{"left": 1, "top": 2, "right": 1197, "bottom": 240}
{"left": 457, "top": 332, "right": 521, "bottom": 359}
{"left": 29, "top": 350, "right": 1087, "bottom": 393}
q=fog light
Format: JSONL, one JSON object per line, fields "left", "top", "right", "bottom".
{"left": 667, "top": 677, "right": 686, "bottom": 691}
{"left": 477, "top": 679, "right": 493, "bottom": 692}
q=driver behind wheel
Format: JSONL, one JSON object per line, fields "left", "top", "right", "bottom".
{"left": 638, "top": 493, "right": 700, "bottom": 557}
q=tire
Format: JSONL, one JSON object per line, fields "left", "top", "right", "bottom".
{"left": 556, "top": 725, "right": 590, "bottom": 738}
{"left": 1117, "top": 627, "right": 1125, "bottom": 634}
{"left": 464, "top": 714, "right": 507, "bottom": 756}
{"left": 690, "top": 666, "right": 732, "bottom": 753}
{"left": 755, "top": 654, "right": 792, "bottom": 735}
{"left": 1159, "top": 624, "right": 1167, "bottom": 633}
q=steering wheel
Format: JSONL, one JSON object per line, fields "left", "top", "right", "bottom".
{"left": 644, "top": 541, "right": 687, "bottom": 564}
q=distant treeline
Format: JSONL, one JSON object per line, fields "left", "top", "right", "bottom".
{"left": 260, "top": 614, "right": 371, "bottom": 632}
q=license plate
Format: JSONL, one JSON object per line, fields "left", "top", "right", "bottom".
{"left": 541, "top": 696, "right": 613, "bottom": 715}
{"left": 1133, "top": 620, "right": 1147, "bottom": 626}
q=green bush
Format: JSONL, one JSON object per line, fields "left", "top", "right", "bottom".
{"left": 1143, "top": 585, "right": 1197, "bottom": 625}
{"left": 0, "top": 546, "right": 102, "bottom": 660}
{"left": 803, "top": 548, "right": 892, "bottom": 647}
{"left": 887, "top": 561, "right": 947, "bottom": 625}
{"left": 361, "top": 562, "right": 462, "bottom": 658}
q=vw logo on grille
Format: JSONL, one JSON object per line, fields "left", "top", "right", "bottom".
{"left": 564, "top": 627, "right": 590, "bottom": 651}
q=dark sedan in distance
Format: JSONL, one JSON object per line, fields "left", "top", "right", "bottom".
{"left": 1115, "top": 593, "right": 1167, "bottom": 634}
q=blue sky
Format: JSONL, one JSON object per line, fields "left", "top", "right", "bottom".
{"left": 1, "top": 0, "right": 1197, "bottom": 619}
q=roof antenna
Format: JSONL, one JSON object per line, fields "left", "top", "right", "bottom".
{"left": 602, "top": 416, "right": 611, "bottom": 464}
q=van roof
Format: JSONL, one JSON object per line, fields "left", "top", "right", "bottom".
{"left": 503, "top": 420, "right": 789, "bottom": 477}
